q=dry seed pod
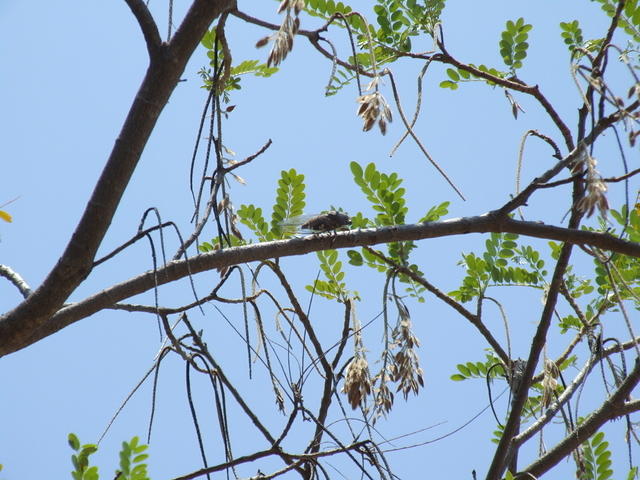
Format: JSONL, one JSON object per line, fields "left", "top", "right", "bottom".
{"left": 356, "top": 91, "right": 392, "bottom": 135}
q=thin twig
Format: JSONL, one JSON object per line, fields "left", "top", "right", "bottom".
{"left": 389, "top": 59, "right": 433, "bottom": 156}
{"left": 385, "top": 69, "right": 465, "bottom": 200}
{"left": 232, "top": 9, "right": 374, "bottom": 78}
{"left": 0, "top": 265, "right": 31, "bottom": 298}
{"left": 434, "top": 43, "right": 575, "bottom": 151}
{"left": 362, "top": 247, "right": 509, "bottom": 364}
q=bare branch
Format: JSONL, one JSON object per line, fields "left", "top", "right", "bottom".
{"left": 124, "top": 0, "right": 162, "bottom": 58}
{"left": 0, "top": 265, "right": 32, "bottom": 299}
{"left": 433, "top": 45, "right": 575, "bottom": 151}
{"left": 225, "top": 138, "right": 273, "bottom": 174}
{"left": 385, "top": 69, "right": 465, "bottom": 200}
{"left": 514, "top": 354, "right": 598, "bottom": 446}
{"left": 497, "top": 142, "right": 585, "bottom": 215}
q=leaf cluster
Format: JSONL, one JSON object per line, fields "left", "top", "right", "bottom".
{"left": 306, "top": 249, "right": 357, "bottom": 301}
{"left": 349, "top": 161, "right": 407, "bottom": 226}
{"left": 439, "top": 64, "right": 507, "bottom": 90}
{"left": 579, "top": 431, "right": 613, "bottom": 480}
{"left": 439, "top": 17, "right": 530, "bottom": 89}
{"left": 591, "top": 207, "right": 640, "bottom": 302}
{"left": 67, "top": 434, "right": 150, "bottom": 480}
{"left": 68, "top": 433, "right": 99, "bottom": 480}
{"left": 198, "top": 233, "right": 246, "bottom": 253}
{"left": 554, "top": 206, "right": 640, "bottom": 327}
{"left": 199, "top": 29, "right": 278, "bottom": 100}
{"left": 304, "top": 0, "right": 356, "bottom": 22}
{"left": 346, "top": 161, "right": 449, "bottom": 301}
{"left": 560, "top": 20, "right": 585, "bottom": 53}
{"left": 308, "top": 1, "right": 445, "bottom": 95}
{"left": 236, "top": 168, "right": 306, "bottom": 241}
{"left": 450, "top": 355, "right": 505, "bottom": 382}
{"left": 372, "top": 0, "right": 443, "bottom": 49}
{"left": 499, "top": 17, "right": 532, "bottom": 71}
{"left": 116, "top": 437, "right": 150, "bottom": 480}
{"left": 450, "top": 233, "right": 545, "bottom": 303}
{"left": 594, "top": 0, "right": 640, "bottom": 43}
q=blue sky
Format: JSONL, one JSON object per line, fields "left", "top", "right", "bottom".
{"left": 1, "top": 1, "right": 637, "bottom": 479}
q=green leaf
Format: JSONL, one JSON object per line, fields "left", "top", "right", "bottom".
{"left": 68, "top": 433, "right": 80, "bottom": 451}
{"left": 82, "top": 445, "right": 98, "bottom": 456}
{"left": 467, "top": 362, "right": 479, "bottom": 375}
{"left": 350, "top": 161, "right": 363, "bottom": 179}
{"left": 348, "top": 250, "right": 364, "bottom": 266}
{"left": 592, "top": 431, "right": 605, "bottom": 446}
{"left": 439, "top": 80, "right": 459, "bottom": 90}
{"left": 84, "top": 466, "right": 99, "bottom": 480}
{"left": 499, "top": 18, "right": 532, "bottom": 71}
{"left": 133, "top": 454, "right": 149, "bottom": 463}
{"left": 593, "top": 441, "right": 609, "bottom": 456}
{"left": 446, "top": 68, "right": 460, "bottom": 81}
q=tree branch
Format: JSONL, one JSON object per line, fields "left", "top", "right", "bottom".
{"left": 0, "top": 0, "right": 236, "bottom": 356}
{"left": 0, "top": 265, "right": 32, "bottom": 299}
{"left": 231, "top": 8, "right": 373, "bottom": 77}
{"left": 517, "top": 357, "right": 640, "bottom": 478}
{"left": 5, "top": 214, "right": 640, "bottom": 355}
{"left": 362, "top": 247, "right": 509, "bottom": 364}
{"left": 432, "top": 46, "right": 575, "bottom": 151}
{"left": 124, "top": 0, "right": 162, "bottom": 58}
{"left": 514, "top": 354, "right": 598, "bottom": 446}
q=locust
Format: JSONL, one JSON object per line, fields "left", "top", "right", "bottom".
{"left": 279, "top": 211, "right": 351, "bottom": 234}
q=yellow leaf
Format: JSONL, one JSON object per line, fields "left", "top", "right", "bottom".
{"left": 0, "top": 210, "right": 12, "bottom": 223}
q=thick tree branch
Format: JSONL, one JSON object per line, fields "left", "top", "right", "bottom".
{"left": 0, "top": 0, "right": 236, "bottom": 355}
{"left": 124, "top": 0, "right": 162, "bottom": 58}
{"left": 488, "top": 146, "right": 588, "bottom": 478}
{"left": 486, "top": 238, "right": 575, "bottom": 480}
{"left": 5, "top": 214, "right": 640, "bottom": 355}
{"left": 517, "top": 357, "right": 640, "bottom": 478}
